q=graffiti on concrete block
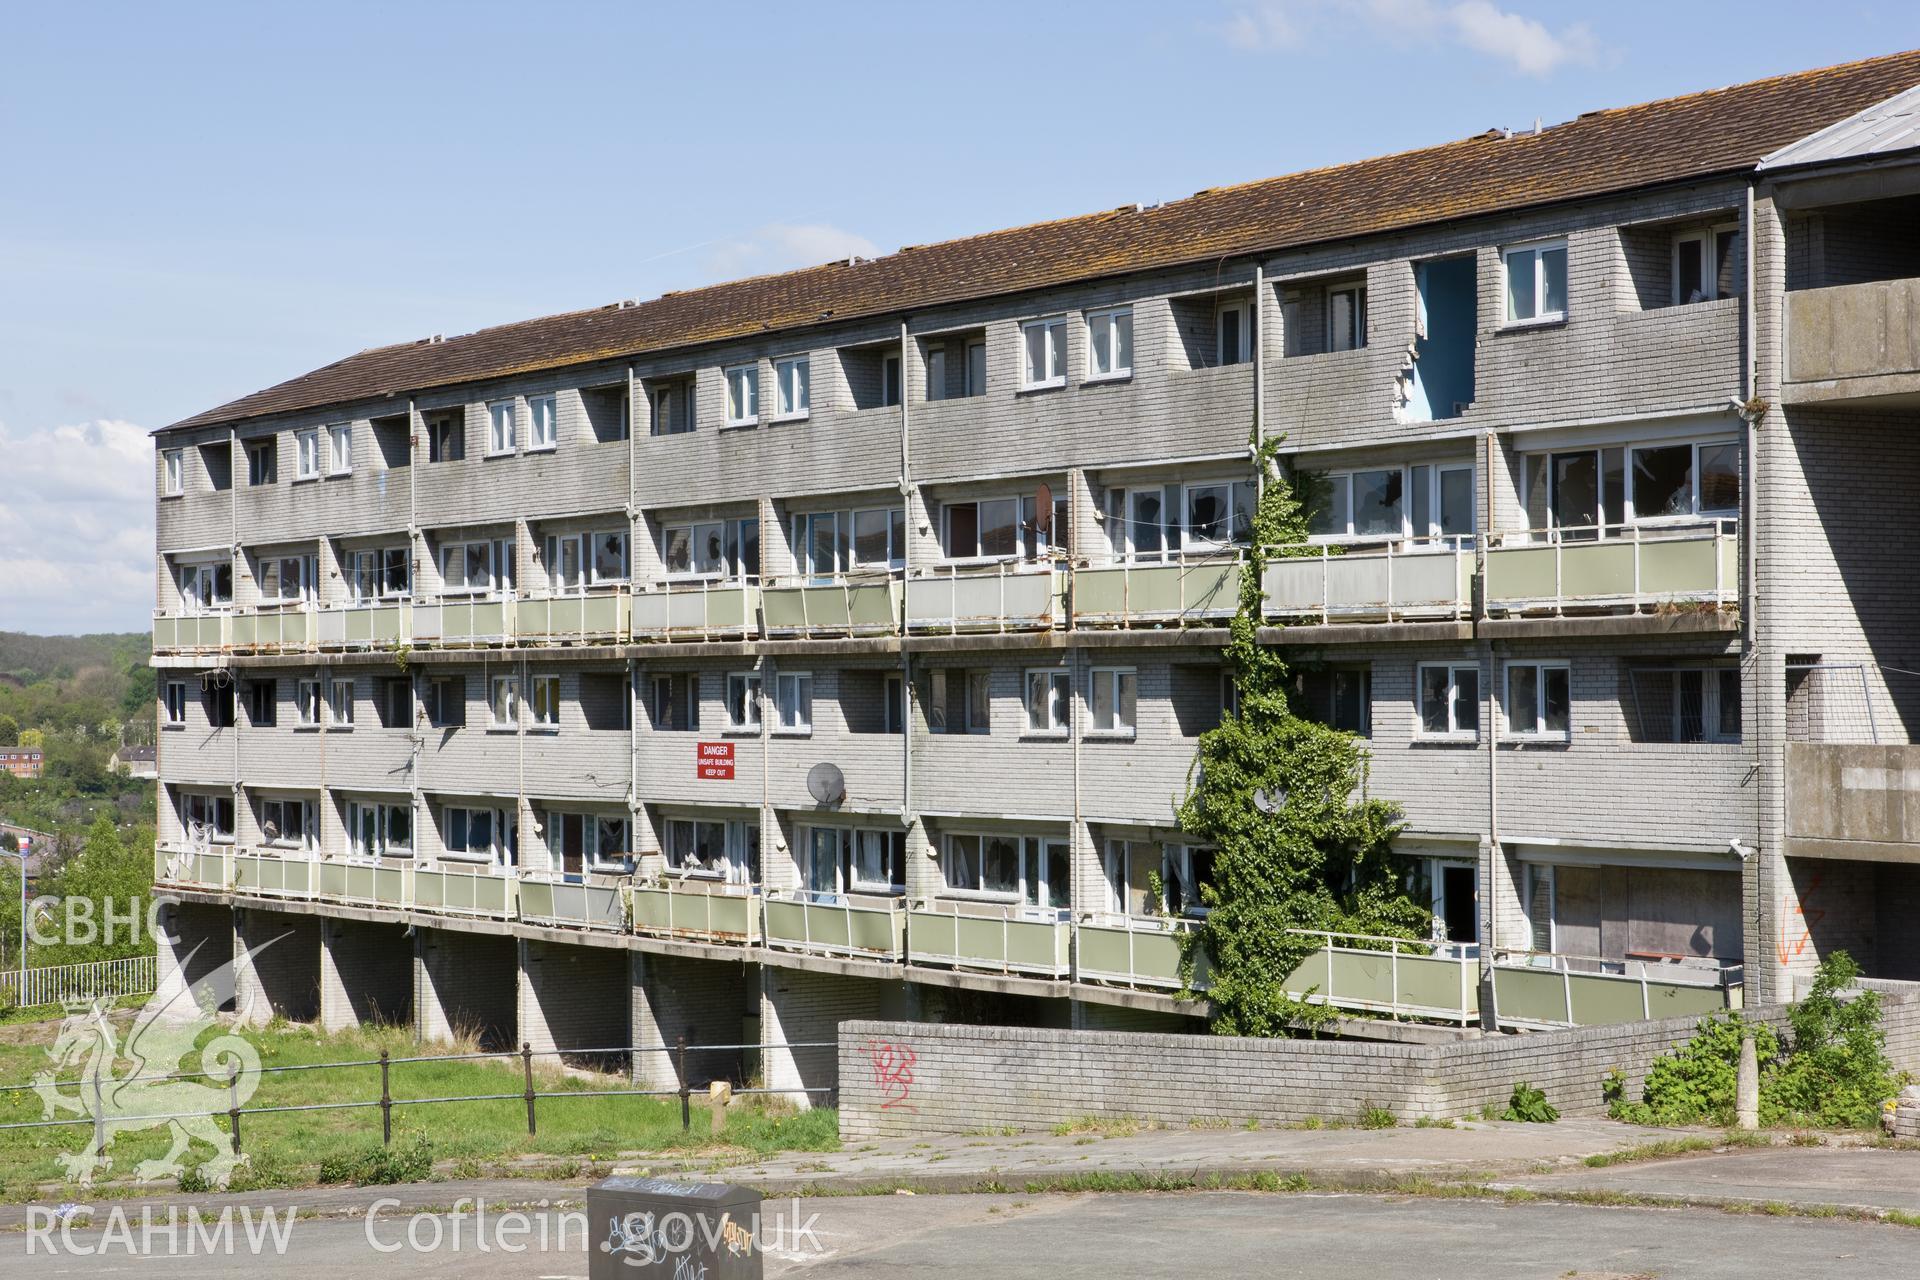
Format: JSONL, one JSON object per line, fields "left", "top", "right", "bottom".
{"left": 865, "top": 1038, "right": 918, "bottom": 1111}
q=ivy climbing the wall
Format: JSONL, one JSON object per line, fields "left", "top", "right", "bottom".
{"left": 1176, "top": 438, "right": 1430, "bottom": 1036}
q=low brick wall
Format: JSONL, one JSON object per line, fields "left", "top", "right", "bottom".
{"left": 839, "top": 992, "right": 1920, "bottom": 1140}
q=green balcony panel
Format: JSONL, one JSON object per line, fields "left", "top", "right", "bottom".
{"left": 764, "top": 896, "right": 903, "bottom": 957}
{"left": 1565, "top": 973, "right": 1649, "bottom": 1026}
{"left": 906, "top": 571, "right": 1059, "bottom": 632}
{"left": 763, "top": 582, "right": 900, "bottom": 635}
{"left": 1262, "top": 550, "right": 1469, "bottom": 618}
{"left": 415, "top": 868, "right": 514, "bottom": 916}
{"left": 908, "top": 909, "right": 1070, "bottom": 977}
{"left": 519, "top": 879, "right": 627, "bottom": 930}
{"left": 1638, "top": 537, "right": 1719, "bottom": 597}
{"left": 232, "top": 853, "right": 314, "bottom": 897}
{"left": 631, "top": 884, "right": 760, "bottom": 941}
{"left": 1074, "top": 563, "right": 1242, "bottom": 625}
{"left": 1076, "top": 922, "right": 1207, "bottom": 990}
{"left": 1485, "top": 546, "right": 1557, "bottom": 604}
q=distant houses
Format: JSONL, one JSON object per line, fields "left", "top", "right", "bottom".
{"left": 109, "top": 744, "right": 157, "bottom": 780}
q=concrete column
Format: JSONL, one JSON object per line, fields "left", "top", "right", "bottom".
{"left": 412, "top": 926, "right": 517, "bottom": 1050}
{"left": 517, "top": 937, "right": 629, "bottom": 1071}
{"left": 155, "top": 900, "right": 234, "bottom": 1008}
{"left": 318, "top": 918, "right": 412, "bottom": 1034}
{"left": 631, "top": 952, "right": 759, "bottom": 1091}
{"left": 760, "top": 966, "right": 909, "bottom": 1108}
{"left": 232, "top": 908, "right": 320, "bottom": 1026}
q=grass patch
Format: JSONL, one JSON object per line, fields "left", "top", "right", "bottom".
{"left": 1580, "top": 1131, "right": 1770, "bottom": 1169}
{"left": 1049, "top": 1115, "right": 1145, "bottom": 1139}
{"left": 0, "top": 1016, "right": 836, "bottom": 1192}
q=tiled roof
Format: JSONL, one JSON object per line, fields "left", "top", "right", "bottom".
{"left": 166, "top": 49, "right": 1920, "bottom": 434}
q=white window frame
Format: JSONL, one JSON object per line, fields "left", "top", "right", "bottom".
{"left": 665, "top": 817, "right": 758, "bottom": 883}
{"left": 1504, "top": 661, "right": 1571, "bottom": 741}
{"left": 256, "top": 553, "right": 314, "bottom": 605}
{"left": 1327, "top": 284, "right": 1367, "bottom": 352}
{"left": 486, "top": 400, "right": 516, "bottom": 456}
{"left": 178, "top": 791, "right": 235, "bottom": 844}
{"left": 1526, "top": 437, "right": 1740, "bottom": 536}
{"left": 926, "top": 668, "right": 990, "bottom": 735}
{"left": 1416, "top": 663, "right": 1481, "bottom": 740}
{"left": 488, "top": 674, "right": 519, "bottom": 730}
{"left": 530, "top": 674, "right": 561, "bottom": 730}
{"left": 926, "top": 346, "right": 948, "bottom": 402}
{"left": 439, "top": 539, "right": 511, "bottom": 598}
{"left": 296, "top": 679, "right": 321, "bottom": 728}
{"left": 1311, "top": 462, "right": 1477, "bottom": 544}
{"left": 1020, "top": 316, "right": 1067, "bottom": 390}
{"left": 163, "top": 680, "right": 188, "bottom": 726}
{"left": 1104, "top": 480, "right": 1257, "bottom": 562}
{"left": 259, "top": 798, "right": 317, "bottom": 852}
{"left": 1162, "top": 844, "right": 1216, "bottom": 918}
{"left": 294, "top": 428, "right": 320, "bottom": 480}
{"left": 245, "top": 439, "right": 275, "bottom": 486}
{"left": 880, "top": 351, "right": 902, "bottom": 407}
{"left": 1215, "top": 299, "right": 1253, "bottom": 366}
{"left": 347, "top": 799, "right": 412, "bottom": 860}
{"left": 425, "top": 675, "right": 464, "bottom": 728}
{"left": 882, "top": 672, "right": 906, "bottom": 735}
{"left": 774, "top": 355, "right": 811, "bottom": 421}
{"left": 428, "top": 411, "right": 465, "bottom": 462}
{"left": 1625, "top": 438, "right": 1743, "bottom": 523}
{"left": 527, "top": 393, "right": 557, "bottom": 451}
{"left": 964, "top": 338, "right": 987, "bottom": 396}
{"left": 1657, "top": 667, "right": 1741, "bottom": 744}
{"left": 327, "top": 678, "right": 355, "bottom": 729}
{"left": 1023, "top": 668, "right": 1070, "bottom": 736}
{"left": 774, "top": 671, "right": 812, "bottom": 734}
{"left": 724, "top": 364, "right": 760, "bottom": 427}
{"left": 545, "top": 809, "right": 631, "bottom": 874}
{"left": 348, "top": 545, "right": 412, "bottom": 602}
{"left": 940, "top": 832, "right": 1068, "bottom": 908}
{"left": 1088, "top": 667, "right": 1137, "bottom": 737}
{"left": 543, "top": 529, "right": 628, "bottom": 593}
{"left": 176, "top": 559, "right": 233, "bottom": 613}
{"left": 1084, "top": 306, "right": 1133, "bottom": 381}
{"left": 1501, "top": 238, "right": 1569, "bottom": 326}
{"left": 725, "top": 671, "right": 762, "bottom": 732}
{"left": 662, "top": 518, "right": 757, "bottom": 582}
{"left": 1672, "top": 224, "right": 1739, "bottom": 306}
{"left": 440, "top": 804, "right": 513, "bottom": 867}
{"left": 326, "top": 423, "right": 352, "bottom": 476}
{"left": 162, "top": 448, "right": 184, "bottom": 496}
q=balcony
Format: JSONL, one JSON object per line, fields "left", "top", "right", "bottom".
{"left": 317, "top": 602, "right": 408, "bottom": 649}
{"left": 630, "top": 580, "right": 760, "bottom": 641}
{"left": 411, "top": 865, "right": 518, "bottom": 918}
{"left": 762, "top": 890, "right": 906, "bottom": 959}
{"left": 906, "top": 901, "right": 1071, "bottom": 978}
{"left": 153, "top": 612, "right": 230, "bottom": 654}
{"left": 1279, "top": 931, "right": 1741, "bottom": 1028}
{"left": 517, "top": 877, "right": 629, "bottom": 931}
{"left": 230, "top": 607, "right": 315, "bottom": 651}
{"left": 1487, "top": 951, "right": 1740, "bottom": 1028}
{"left": 515, "top": 592, "right": 629, "bottom": 645}
{"left": 1071, "top": 554, "right": 1243, "bottom": 628}
{"left": 1075, "top": 916, "right": 1209, "bottom": 990}
{"left": 905, "top": 564, "right": 1062, "bottom": 634}
{"left": 410, "top": 598, "right": 515, "bottom": 647}
{"left": 761, "top": 573, "right": 902, "bottom": 638}
{"left": 230, "top": 850, "right": 316, "bottom": 898}
{"left": 153, "top": 844, "right": 230, "bottom": 889}
{"left": 1785, "top": 741, "right": 1920, "bottom": 861}
{"left": 1483, "top": 521, "right": 1736, "bottom": 616}
{"left": 1261, "top": 540, "right": 1473, "bottom": 624}
{"left": 314, "top": 859, "right": 411, "bottom": 908}
{"left": 1784, "top": 277, "right": 1920, "bottom": 405}
{"left": 631, "top": 878, "right": 762, "bottom": 944}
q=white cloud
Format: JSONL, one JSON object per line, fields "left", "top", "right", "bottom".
{"left": 1218, "top": 0, "right": 1597, "bottom": 76}
{"left": 701, "top": 222, "right": 882, "bottom": 280}
{"left": 0, "top": 417, "right": 155, "bottom": 635}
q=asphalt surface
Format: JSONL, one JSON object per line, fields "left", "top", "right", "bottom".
{"left": 6, "top": 1190, "right": 1918, "bottom": 1277}
{"left": 1504, "top": 1144, "right": 1920, "bottom": 1213}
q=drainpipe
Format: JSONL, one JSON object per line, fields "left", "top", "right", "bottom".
{"left": 1741, "top": 183, "right": 1759, "bottom": 656}
{"left": 1481, "top": 635, "right": 1501, "bottom": 1032}
{"left": 1251, "top": 263, "right": 1267, "bottom": 494}
{"left": 899, "top": 319, "right": 914, "bottom": 827}
{"left": 228, "top": 427, "right": 240, "bottom": 841}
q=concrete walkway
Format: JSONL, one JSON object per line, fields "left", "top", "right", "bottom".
{"left": 1500, "top": 1143, "right": 1920, "bottom": 1215}
{"left": 678, "top": 1116, "right": 1672, "bottom": 1194}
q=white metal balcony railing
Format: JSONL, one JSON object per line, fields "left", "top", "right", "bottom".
{"left": 630, "top": 578, "right": 760, "bottom": 640}
{"left": 905, "top": 562, "right": 1061, "bottom": 633}
{"left": 1261, "top": 537, "right": 1474, "bottom": 623}
{"left": 1482, "top": 520, "right": 1736, "bottom": 615}
{"left": 1070, "top": 551, "right": 1244, "bottom": 627}
{"left": 760, "top": 571, "right": 903, "bottom": 638}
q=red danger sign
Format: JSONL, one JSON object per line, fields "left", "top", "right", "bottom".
{"left": 696, "top": 741, "right": 735, "bottom": 780}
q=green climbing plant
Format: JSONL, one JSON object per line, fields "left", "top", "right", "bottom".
{"left": 1175, "top": 437, "right": 1429, "bottom": 1036}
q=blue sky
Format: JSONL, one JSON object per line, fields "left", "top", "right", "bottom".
{"left": 3, "top": 1, "right": 1916, "bottom": 634}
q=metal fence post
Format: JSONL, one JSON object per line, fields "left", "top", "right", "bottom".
{"left": 90, "top": 1065, "right": 105, "bottom": 1156}
{"left": 379, "top": 1049, "right": 392, "bottom": 1146}
{"left": 677, "top": 1034, "right": 691, "bottom": 1131}
{"left": 228, "top": 1076, "right": 242, "bottom": 1155}
{"left": 521, "top": 1043, "right": 537, "bottom": 1136}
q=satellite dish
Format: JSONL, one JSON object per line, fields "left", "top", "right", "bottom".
{"left": 806, "top": 762, "right": 846, "bottom": 807}
{"left": 1253, "top": 785, "right": 1287, "bottom": 815}
{"left": 1034, "top": 483, "right": 1054, "bottom": 536}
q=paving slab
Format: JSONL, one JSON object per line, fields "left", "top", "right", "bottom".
{"left": 1502, "top": 1144, "right": 1920, "bottom": 1215}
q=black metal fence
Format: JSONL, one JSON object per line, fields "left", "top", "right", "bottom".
{"left": 0, "top": 1036, "right": 837, "bottom": 1156}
